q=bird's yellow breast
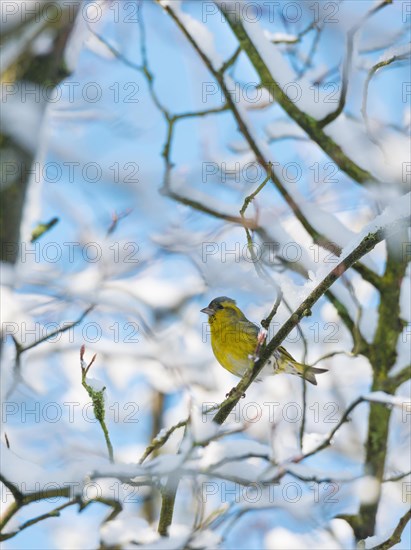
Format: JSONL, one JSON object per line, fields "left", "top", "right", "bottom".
{"left": 208, "top": 312, "right": 259, "bottom": 376}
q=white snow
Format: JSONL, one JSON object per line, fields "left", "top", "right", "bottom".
{"left": 172, "top": 4, "right": 223, "bottom": 69}
{"left": 2, "top": 3, "right": 410, "bottom": 547}
{"left": 306, "top": 191, "right": 410, "bottom": 292}
{"left": 359, "top": 524, "right": 399, "bottom": 549}
{"left": 325, "top": 115, "right": 409, "bottom": 184}
{"left": 190, "top": 404, "right": 219, "bottom": 443}
{"left": 266, "top": 120, "right": 307, "bottom": 141}
{"left": 0, "top": 82, "right": 45, "bottom": 153}
{"left": 363, "top": 391, "right": 410, "bottom": 408}
{"left": 1, "top": 18, "right": 46, "bottom": 73}
{"left": 101, "top": 515, "right": 158, "bottom": 546}
{"left": 238, "top": 18, "right": 339, "bottom": 119}
{"left": 379, "top": 42, "right": 411, "bottom": 63}
{"left": 264, "top": 30, "right": 298, "bottom": 44}
{"left": 145, "top": 454, "right": 186, "bottom": 475}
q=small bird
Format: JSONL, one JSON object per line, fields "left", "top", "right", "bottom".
{"left": 201, "top": 296, "right": 327, "bottom": 385}
{"left": 30, "top": 217, "right": 59, "bottom": 243}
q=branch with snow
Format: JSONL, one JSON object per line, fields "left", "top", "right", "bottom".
{"left": 80, "top": 346, "right": 114, "bottom": 464}
{"left": 156, "top": 0, "right": 386, "bottom": 295}
{"left": 318, "top": 0, "right": 394, "bottom": 128}
{"left": 361, "top": 507, "right": 411, "bottom": 550}
{"left": 0, "top": 473, "right": 122, "bottom": 541}
{"left": 216, "top": 2, "right": 377, "bottom": 185}
{"left": 6, "top": 305, "right": 94, "bottom": 399}
{"left": 361, "top": 44, "right": 411, "bottom": 152}
{"left": 214, "top": 212, "right": 410, "bottom": 425}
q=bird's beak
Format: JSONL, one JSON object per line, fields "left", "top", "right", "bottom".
{"left": 200, "top": 307, "right": 214, "bottom": 316}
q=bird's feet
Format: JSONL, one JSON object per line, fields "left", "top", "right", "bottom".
{"left": 225, "top": 388, "right": 246, "bottom": 399}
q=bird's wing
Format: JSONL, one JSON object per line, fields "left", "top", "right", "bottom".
{"left": 239, "top": 320, "right": 260, "bottom": 338}
{"left": 277, "top": 345, "right": 298, "bottom": 363}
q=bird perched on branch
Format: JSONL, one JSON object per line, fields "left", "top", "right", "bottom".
{"left": 201, "top": 296, "right": 327, "bottom": 385}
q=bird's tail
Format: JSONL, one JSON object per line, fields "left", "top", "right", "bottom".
{"left": 296, "top": 363, "right": 328, "bottom": 385}
{"left": 271, "top": 347, "right": 328, "bottom": 385}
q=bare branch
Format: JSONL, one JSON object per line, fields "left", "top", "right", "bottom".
{"left": 0, "top": 474, "right": 23, "bottom": 502}
{"left": 6, "top": 305, "right": 94, "bottom": 399}
{"left": 318, "top": 0, "right": 395, "bottom": 127}
{"left": 216, "top": 2, "right": 377, "bottom": 184}
{"left": 296, "top": 396, "right": 364, "bottom": 461}
{"left": 297, "top": 24, "right": 323, "bottom": 79}
{"left": 138, "top": 419, "right": 188, "bottom": 465}
{"left": 157, "top": 0, "right": 383, "bottom": 292}
{"left": 213, "top": 215, "right": 410, "bottom": 425}
{"left": 366, "top": 508, "right": 411, "bottom": 550}
{"left": 1, "top": 499, "right": 80, "bottom": 541}
{"left": 0, "top": 475, "right": 122, "bottom": 541}
{"left": 80, "top": 348, "right": 114, "bottom": 463}
{"left": 383, "top": 471, "right": 411, "bottom": 483}
{"left": 361, "top": 49, "right": 411, "bottom": 155}
{"left": 86, "top": 26, "right": 143, "bottom": 72}
{"left": 309, "top": 350, "right": 351, "bottom": 367}
{"left": 384, "top": 365, "right": 411, "bottom": 392}
{"left": 19, "top": 305, "right": 94, "bottom": 354}
{"left": 218, "top": 46, "right": 241, "bottom": 74}
{"left": 261, "top": 291, "right": 283, "bottom": 331}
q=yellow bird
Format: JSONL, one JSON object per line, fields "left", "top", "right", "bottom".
{"left": 201, "top": 296, "right": 327, "bottom": 385}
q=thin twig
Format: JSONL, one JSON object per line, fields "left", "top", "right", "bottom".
{"left": 361, "top": 49, "right": 411, "bottom": 157}
{"left": 239, "top": 166, "right": 272, "bottom": 218}
{"left": 86, "top": 25, "right": 143, "bottom": 72}
{"left": 216, "top": 2, "right": 377, "bottom": 184}
{"left": 218, "top": 46, "right": 241, "bottom": 74}
{"left": 367, "top": 508, "right": 411, "bottom": 550}
{"left": 261, "top": 291, "right": 283, "bottom": 331}
{"left": 239, "top": 165, "right": 273, "bottom": 281}
{"left": 384, "top": 365, "right": 411, "bottom": 392}
{"left": 107, "top": 208, "right": 133, "bottom": 236}
{"left": 342, "top": 275, "right": 364, "bottom": 355}
{"left": 299, "top": 370, "right": 309, "bottom": 452}
{"left": 297, "top": 24, "right": 323, "bottom": 79}
{"left": 383, "top": 470, "right": 411, "bottom": 483}
{"left": 309, "top": 350, "right": 350, "bottom": 367}
{"left": 158, "top": 0, "right": 383, "bottom": 293}
{"left": 0, "top": 474, "right": 122, "bottom": 541}
{"left": 362, "top": 52, "right": 410, "bottom": 127}
{"left": 136, "top": 3, "right": 248, "bottom": 229}
{"left": 213, "top": 215, "right": 410, "bottom": 426}
{"left": 296, "top": 397, "right": 364, "bottom": 461}
{"left": 138, "top": 419, "right": 188, "bottom": 465}
{"left": 318, "top": 0, "right": 394, "bottom": 127}
{"left": 0, "top": 475, "right": 23, "bottom": 502}
{"left": 1, "top": 499, "right": 80, "bottom": 541}
{"left": 6, "top": 305, "right": 94, "bottom": 398}
{"left": 17, "top": 305, "right": 94, "bottom": 355}
{"left": 0, "top": 481, "right": 71, "bottom": 534}
{"left": 80, "top": 347, "right": 114, "bottom": 463}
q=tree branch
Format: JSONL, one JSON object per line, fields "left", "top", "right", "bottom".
{"left": 157, "top": 0, "right": 383, "bottom": 292}
{"left": 213, "top": 215, "right": 410, "bottom": 425}
{"left": 0, "top": 473, "right": 122, "bottom": 541}
{"left": 6, "top": 305, "right": 94, "bottom": 399}
{"left": 317, "top": 1, "right": 393, "bottom": 127}
{"left": 384, "top": 365, "right": 411, "bottom": 392}
{"left": 138, "top": 419, "right": 188, "bottom": 465}
{"left": 80, "top": 346, "right": 114, "bottom": 463}
{"left": 367, "top": 508, "right": 411, "bottom": 550}
{"left": 216, "top": 3, "right": 377, "bottom": 184}
{"left": 356, "top": 227, "right": 410, "bottom": 539}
